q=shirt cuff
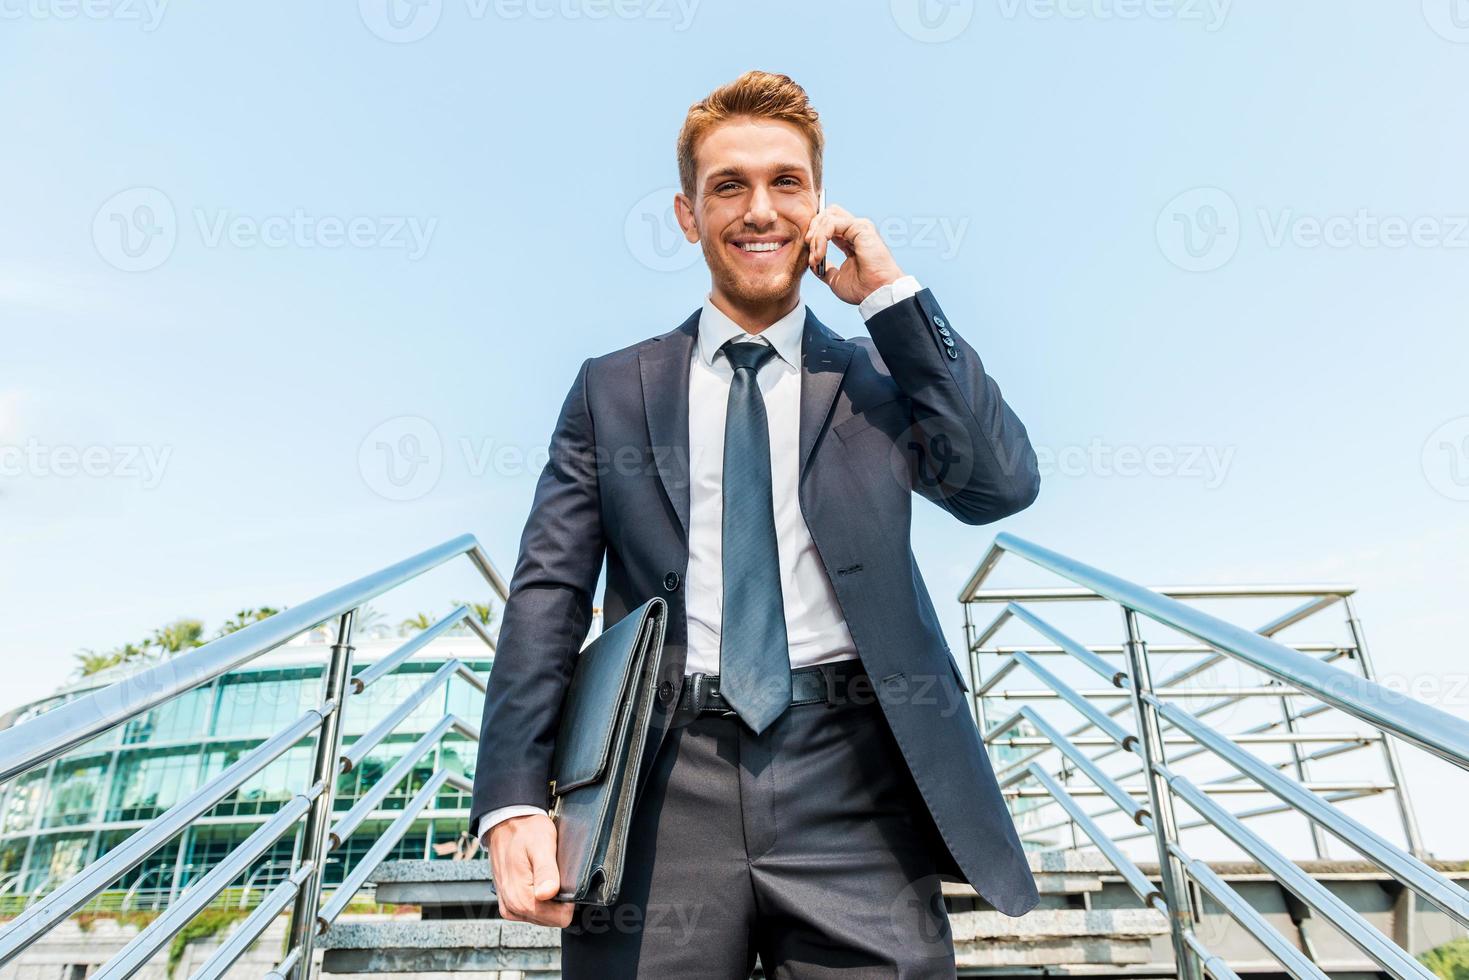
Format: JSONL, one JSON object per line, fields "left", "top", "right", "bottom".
{"left": 477, "top": 805, "right": 548, "bottom": 844}
{"left": 858, "top": 275, "right": 922, "bottom": 322}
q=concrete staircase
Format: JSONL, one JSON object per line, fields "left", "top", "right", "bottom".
{"left": 319, "top": 851, "right": 1171, "bottom": 977}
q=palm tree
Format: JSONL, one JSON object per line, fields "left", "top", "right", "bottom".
{"left": 453, "top": 600, "right": 498, "bottom": 628}
{"left": 73, "top": 641, "right": 151, "bottom": 678}
{"left": 214, "top": 607, "right": 282, "bottom": 638}
{"left": 398, "top": 612, "right": 434, "bottom": 636}
{"left": 150, "top": 619, "right": 205, "bottom": 654}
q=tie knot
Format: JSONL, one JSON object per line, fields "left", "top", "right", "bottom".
{"left": 723, "top": 339, "right": 777, "bottom": 374}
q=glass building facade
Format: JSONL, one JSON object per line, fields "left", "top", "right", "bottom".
{"left": 0, "top": 630, "right": 494, "bottom": 910}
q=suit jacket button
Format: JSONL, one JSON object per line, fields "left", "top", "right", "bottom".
{"left": 941, "top": 335, "right": 955, "bottom": 347}
{"left": 946, "top": 346, "right": 959, "bottom": 359}
{"left": 658, "top": 680, "right": 675, "bottom": 704}
{"left": 933, "top": 315, "right": 946, "bottom": 328}
{"left": 663, "top": 571, "right": 681, "bottom": 591}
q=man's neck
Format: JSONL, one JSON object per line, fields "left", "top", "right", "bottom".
{"left": 708, "top": 287, "right": 802, "bottom": 335}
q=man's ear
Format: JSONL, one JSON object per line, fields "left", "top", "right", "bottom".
{"left": 673, "top": 191, "right": 699, "bottom": 244}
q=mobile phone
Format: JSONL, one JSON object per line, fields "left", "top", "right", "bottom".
{"left": 814, "top": 187, "right": 827, "bottom": 278}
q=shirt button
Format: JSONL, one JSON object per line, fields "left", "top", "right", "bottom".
{"left": 658, "top": 680, "right": 676, "bottom": 704}
{"left": 663, "top": 571, "right": 681, "bottom": 591}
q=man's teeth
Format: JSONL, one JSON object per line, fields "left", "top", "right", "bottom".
{"left": 738, "top": 241, "right": 783, "bottom": 252}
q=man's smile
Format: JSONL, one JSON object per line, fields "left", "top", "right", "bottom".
{"left": 728, "top": 236, "right": 793, "bottom": 263}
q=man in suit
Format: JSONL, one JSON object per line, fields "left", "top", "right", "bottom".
{"left": 472, "top": 70, "right": 1041, "bottom": 977}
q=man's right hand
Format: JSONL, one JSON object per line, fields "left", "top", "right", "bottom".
{"left": 487, "top": 812, "right": 575, "bottom": 928}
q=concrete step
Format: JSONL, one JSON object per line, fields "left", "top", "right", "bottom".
{"left": 953, "top": 909, "right": 1169, "bottom": 968}
{"left": 321, "top": 919, "right": 556, "bottom": 975}
{"left": 367, "top": 849, "right": 1122, "bottom": 915}
{"left": 320, "top": 908, "right": 1169, "bottom": 975}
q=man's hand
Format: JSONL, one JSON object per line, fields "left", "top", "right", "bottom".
{"left": 487, "top": 812, "right": 575, "bottom": 928}
{"left": 805, "top": 203, "right": 906, "bottom": 305}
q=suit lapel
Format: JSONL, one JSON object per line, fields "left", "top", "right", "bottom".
{"left": 798, "top": 307, "right": 854, "bottom": 481}
{"left": 639, "top": 310, "right": 699, "bottom": 538}
{"left": 638, "top": 304, "right": 854, "bottom": 538}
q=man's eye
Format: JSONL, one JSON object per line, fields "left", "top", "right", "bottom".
{"left": 716, "top": 182, "right": 740, "bottom": 193}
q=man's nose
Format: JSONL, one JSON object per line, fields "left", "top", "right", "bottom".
{"left": 744, "top": 188, "right": 777, "bottom": 227}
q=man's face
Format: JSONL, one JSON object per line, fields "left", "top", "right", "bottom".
{"left": 675, "top": 117, "right": 818, "bottom": 308}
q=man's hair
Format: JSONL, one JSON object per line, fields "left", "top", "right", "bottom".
{"left": 676, "top": 70, "right": 824, "bottom": 201}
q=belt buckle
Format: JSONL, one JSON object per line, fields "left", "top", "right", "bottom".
{"left": 707, "top": 677, "right": 739, "bottom": 717}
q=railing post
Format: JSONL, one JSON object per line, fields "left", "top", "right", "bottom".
{"left": 285, "top": 610, "right": 355, "bottom": 978}
{"left": 1342, "top": 596, "right": 1426, "bottom": 858}
{"left": 1122, "top": 608, "right": 1202, "bottom": 980}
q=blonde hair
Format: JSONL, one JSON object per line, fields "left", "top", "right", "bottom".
{"left": 676, "top": 70, "right": 824, "bottom": 200}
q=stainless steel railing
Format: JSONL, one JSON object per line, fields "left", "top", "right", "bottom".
{"left": 0, "top": 534, "right": 509, "bottom": 978}
{"left": 962, "top": 532, "right": 1468, "bottom": 980}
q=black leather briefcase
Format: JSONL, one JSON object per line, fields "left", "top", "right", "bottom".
{"left": 546, "top": 595, "right": 669, "bottom": 906}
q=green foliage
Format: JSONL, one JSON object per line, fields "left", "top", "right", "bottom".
{"left": 398, "top": 611, "right": 434, "bottom": 635}
{"left": 166, "top": 908, "right": 247, "bottom": 977}
{"left": 454, "top": 600, "right": 498, "bottom": 627}
{"left": 73, "top": 609, "right": 281, "bottom": 677}
{"left": 214, "top": 607, "right": 283, "bottom": 638}
{"left": 1421, "top": 938, "right": 1469, "bottom": 980}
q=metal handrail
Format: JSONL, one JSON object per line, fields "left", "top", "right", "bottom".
{"left": 0, "top": 535, "right": 506, "bottom": 977}
{"left": 0, "top": 535, "right": 506, "bottom": 783}
{"left": 971, "top": 533, "right": 1469, "bottom": 769}
{"left": 961, "top": 533, "right": 1460, "bottom": 980}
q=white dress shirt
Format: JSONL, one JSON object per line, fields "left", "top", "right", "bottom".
{"left": 479, "top": 275, "right": 923, "bottom": 842}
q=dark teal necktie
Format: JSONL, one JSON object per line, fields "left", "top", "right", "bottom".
{"left": 719, "top": 339, "right": 791, "bottom": 734}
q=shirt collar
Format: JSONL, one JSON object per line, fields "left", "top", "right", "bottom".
{"left": 695, "top": 293, "right": 806, "bottom": 370}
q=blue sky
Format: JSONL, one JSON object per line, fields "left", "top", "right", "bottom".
{"left": 2, "top": 2, "right": 1466, "bottom": 854}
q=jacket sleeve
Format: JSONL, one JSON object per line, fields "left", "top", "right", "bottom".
{"left": 864, "top": 288, "right": 1040, "bottom": 525}
{"left": 470, "top": 356, "right": 606, "bottom": 824}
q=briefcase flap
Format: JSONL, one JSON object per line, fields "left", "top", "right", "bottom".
{"left": 548, "top": 597, "right": 665, "bottom": 795}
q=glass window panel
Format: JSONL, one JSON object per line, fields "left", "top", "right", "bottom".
{"left": 106, "top": 749, "right": 200, "bottom": 823}
{"left": 121, "top": 685, "right": 212, "bottom": 746}
{"left": 43, "top": 756, "right": 109, "bottom": 828}
{"left": 3, "top": 770, "right": 47, "bottom": 834}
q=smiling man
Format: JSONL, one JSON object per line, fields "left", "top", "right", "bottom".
{"left": 472, "top": 70, "right": 1042, "bottom": 977}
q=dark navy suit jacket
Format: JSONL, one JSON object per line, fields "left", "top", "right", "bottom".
{"left": 472, "top": 288, "right": 1043, "bottom": 916}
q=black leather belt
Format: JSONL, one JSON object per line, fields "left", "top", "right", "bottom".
{"left": 678, "top": 657, "right": 872, "bottom": 717}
